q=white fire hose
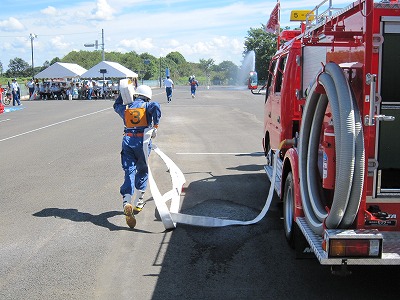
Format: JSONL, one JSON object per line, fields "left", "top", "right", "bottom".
{"left": 143, "top": 128, "right": 279, "bottom": 230}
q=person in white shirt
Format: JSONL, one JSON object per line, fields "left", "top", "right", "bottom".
{"left": 87, "top": 79, "right": 94, "bottom": 100}
{"left": 11, "top": 78, "right": 21, "bottom": 106}
{"left": 27, "top": 78, "right": 35, "bottom": 100}
{"left": 163, "top": 76, "right": 174, "bottom": 103}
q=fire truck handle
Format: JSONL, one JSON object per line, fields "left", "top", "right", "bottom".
{"left": 366, "top": 73, "right": 377, "bottom": 126}
{"left": 375, "top": 115, "right": 395, "bottom": 122}
{"left": 365, "top": 73, "right": 395, "bottom": 125}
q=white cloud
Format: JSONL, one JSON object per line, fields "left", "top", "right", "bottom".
{"left": 119, "top": 38, "right": 155, "bottom": 52}
{"left": 90, "top": 0, "right": 116, "bottom": 21}
{"left": 0, "top": 17, "right": 25, "bottom": 31}
{"left": 50, "top": 36, "right": 71, "bottom": 50}
{"left": 168, "top": 39, "right": 180, "bottom": 47}
{"left": 41, "top": 6, "right": 58, "bottom": 16}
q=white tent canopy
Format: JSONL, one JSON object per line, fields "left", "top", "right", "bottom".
{"left": 81, "top": 61, "right": 138, "bottom": 79}
{"left": 35, "top": 62, "right": 87, "bottom": 79}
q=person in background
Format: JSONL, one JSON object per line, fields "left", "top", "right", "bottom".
{"left": 66, "top": 83, "right": 74, "bottom": 100}
{"left": 31, "top": 82, "right": 39, "bottom": 100}
{"left": 0, "top": 84, "right": 3, "bottom": 104}
{"left": 73, "top": 83, "right": 79, "bottom": 99}
{"left": 87, "top": 78, "right": 93, "bottom": 100}
{"left": 27, "top": 78, "right": 35, "bottom": 100}
{"left": 0, "top": 84, "right": 4, "bottom": 114}
{"left": 11, "top": 78, "right": 21, "bottom": 106}
{"left": 113, "top": 85, "right": 161, "bottom": 228}
{"left": 190, "top": 75, "right": 199, "bottom": 98}
{"left": 164, "top": 75, "right": 174, "bottom": 103}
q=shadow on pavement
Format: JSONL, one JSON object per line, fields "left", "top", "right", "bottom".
{"left": 32, "top": 207, "right": 150, "bottom": 233}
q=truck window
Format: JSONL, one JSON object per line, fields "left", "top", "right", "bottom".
{"left": 275, "top": 55, "right": 287, "bottom": 93}
{"left": 266, "top": 60, "right": 277, "bottom": 90}
{"left": 265, "top": 59, "right": 277, "bottom": 103}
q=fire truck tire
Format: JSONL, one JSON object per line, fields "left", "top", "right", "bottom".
{"left": 283, "top": 172, "right": 295, "bottom": 248}
{"left": 264, "top": 132, "right": 270, "bottom": 157}
{"left": 299, "top": 62, "right": 364, "bottom": 235}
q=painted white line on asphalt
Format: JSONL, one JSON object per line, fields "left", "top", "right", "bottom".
{"left": 176, "top": 152, "right": 261, "bottom": 155}
{"left": 0, "top": 108, "right": 111, "bottom": 142}
{"left": 0, "top": 119, "right": 11, "bottom": 123}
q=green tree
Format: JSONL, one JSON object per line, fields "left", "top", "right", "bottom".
{"left": 0, "top": 50, "right": 239, "bottom": 87}
{"left": 165, "top": 51, "right": 191, "bottom": 80}
{"left": 243, "top": 25, "right": 277, "bottom": 81}
{"left": 166, "top": 52, "right": 186, "bottom": 65}
{"left": 7, "top": 57, "right": 31, "bottom": 77}
{"left": 120, "top": 51, "right": 140, "bottom": 71}
{"left": 199, "top": 58, "right": 215, "bottom": 86}
{"left": 214, "top": 61, "right": 238, "bottom": 84}
{"left": 62, "top": 50, "right": 103, "bottom": 69}
{"left": 139, "top": 53, "right": 156, "bottom": 80}
{"left": 50, "top": 57, "right": 61, "bottom": 65}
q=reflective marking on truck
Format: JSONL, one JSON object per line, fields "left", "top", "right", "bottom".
{"left": 303, "top": 247, "right": 314, "bottom": 253}
{"left": 365, "top": 220, "right": 397, "bottom": 226}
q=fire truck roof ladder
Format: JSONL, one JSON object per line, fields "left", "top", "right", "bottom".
{"left": 305, "top": 0, "right": 345, "bottom": 29}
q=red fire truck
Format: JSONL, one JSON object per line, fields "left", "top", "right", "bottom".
{"left": 251, "top": 0, "right": 400, "bottom": 274}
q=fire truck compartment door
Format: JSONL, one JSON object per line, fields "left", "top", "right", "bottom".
{"left": 377, "top": 18, "right": 400, "bottom": 193}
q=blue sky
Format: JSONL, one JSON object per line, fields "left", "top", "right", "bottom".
{"left": 0, "top": 0, "right": 353, "bottom": 71}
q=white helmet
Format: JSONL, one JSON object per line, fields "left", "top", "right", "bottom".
{"left": 134, "top": 85, "right": 152, "bottom": 100}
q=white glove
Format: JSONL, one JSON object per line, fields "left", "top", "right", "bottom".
{"left": 151, "top": 128, "right": 157, "bottom": 139}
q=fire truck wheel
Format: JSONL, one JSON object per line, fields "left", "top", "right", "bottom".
{"left": 283, "top": 172, "right": 295, "bottom": 248}
{"left": 264, "top": 132, "right": 270, "bottom": 157}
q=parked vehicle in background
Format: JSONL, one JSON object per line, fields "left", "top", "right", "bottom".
{"left": 1, "top": 86, "right": 12, "bottom": 105}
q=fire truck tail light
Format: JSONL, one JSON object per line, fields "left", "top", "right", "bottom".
{"left": 328, "top": 239, "right": 381, "bottom": 258}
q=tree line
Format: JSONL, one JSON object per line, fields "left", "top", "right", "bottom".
{"left": 0, "top": 50, "right": 239, "bottom": 86}
{"left": 0, "top": 25, "right": 277, "bottom": 85}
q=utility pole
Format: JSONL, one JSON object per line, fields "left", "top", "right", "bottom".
{"left": 101, "top": 29, "right": 105, "bottom": 61}
{"left": 159, "top": 57, "right": 162, "bottom": 88}
{"left": 84, "top": 29, "right": 105, "bottom": 61}
{"left": 29, "top": 33, "right": 37, "bottom": 78}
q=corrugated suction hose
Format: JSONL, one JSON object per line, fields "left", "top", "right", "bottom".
{"left": 299, "top": 62, "right": 365, "bottom": 235}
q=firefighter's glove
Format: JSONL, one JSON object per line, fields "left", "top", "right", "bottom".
{"left": 151, "top": 128, "right": 157, "bottom": 139}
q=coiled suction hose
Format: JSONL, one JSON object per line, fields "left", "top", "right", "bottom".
{"left": 299, "top": 62, "right": 365, "bottom": 236}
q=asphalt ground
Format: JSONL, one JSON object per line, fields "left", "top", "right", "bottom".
{"left": 1, "top": 86, "right": 400, "bottom": 300}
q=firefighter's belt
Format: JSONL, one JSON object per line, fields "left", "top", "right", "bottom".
{"left": 124, "top": 132, "right": 144, "bottom": 137}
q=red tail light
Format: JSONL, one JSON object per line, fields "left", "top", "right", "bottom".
{"left": 328, "top": 239, "right": 381, "bottom": 258}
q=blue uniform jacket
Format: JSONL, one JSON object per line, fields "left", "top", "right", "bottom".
{"left": 113, "top": 94, "right": 161, "bottom": 133}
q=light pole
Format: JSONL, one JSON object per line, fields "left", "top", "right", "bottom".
{"left": 159, "top": 57, "right": 162, "bottom": 88}
{"left": 84, "top": 29, "right": 105, "bottom": 61}
{"left": 29, "top": 33, "right": 37, "bottom": 78}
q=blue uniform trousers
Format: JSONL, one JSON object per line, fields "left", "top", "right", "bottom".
{"left": 120, "top": 135, "right": 151, "bottom": 198}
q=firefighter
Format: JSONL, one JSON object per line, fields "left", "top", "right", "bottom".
{"left": 190, "top": 75, "right": 199, "bottom": 98}
{"left": 164, "top": 75, "right": 174, "bottom": 103}
{"left": 113, "top": 85, "right": 161, "bottom": 228}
